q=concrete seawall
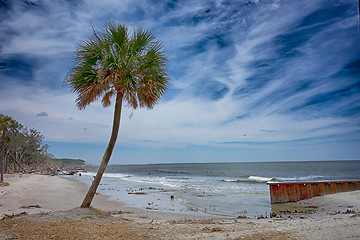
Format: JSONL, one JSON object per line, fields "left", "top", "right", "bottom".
{"left": 268, "top": 181, "right": 360, "bottom": 204}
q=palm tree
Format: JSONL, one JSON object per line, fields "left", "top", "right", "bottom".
{"left": 0, "top": 115, "right": 15, "bottom": 182}
{"left": 66, "top": 23, "right": 169, "bottom": 208}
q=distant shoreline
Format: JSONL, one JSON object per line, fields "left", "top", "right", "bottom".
{"left": 87, "top": 159, "right": 360, "bottom": 167}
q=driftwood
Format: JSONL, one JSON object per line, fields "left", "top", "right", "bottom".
{"left": 7, "top": 152, "right": 25, "bottom": 171}
{"left": 20, "top": 205, "right": 41, "bottom": 209}
{"left": 1, "top": 211, "right": 27, "bottom": 220}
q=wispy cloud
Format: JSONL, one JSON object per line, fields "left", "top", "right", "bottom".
{"left": 36, "top": 111, "right": 48, "bottom": 117}
{"left": 0, "top": 0, "right": 359, "bottom": 162}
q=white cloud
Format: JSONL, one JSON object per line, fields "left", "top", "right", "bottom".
{"left": 0, "top": 0, "right": 359, "bottom": 162}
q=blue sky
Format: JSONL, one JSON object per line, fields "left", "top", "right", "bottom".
{"left": 0, "top": 0, "right": 359, "bottom": 164}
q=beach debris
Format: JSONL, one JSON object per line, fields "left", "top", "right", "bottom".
{"left": 60, "top": 170, "right": 77, "bottom": 175}
{"left": 128, "top": 192, "right": 146, "bottom": 195}
{"left": 344, "top": 209, "right": 356, "bottom": 214}
{"left": 1, "top": 211, "right": 27, "bottom": 220}
{"left": 106, "top": 210, "right": 132, "bottom": 216}
{"left": 147, "top": 186, "right": 163, "bottom": 191}
{"left": 145, "top": 207, "right": 159, "bottom": 210}
{"left": 257, "top": 213, "right": 268, "bottom": 219}
{"left": 270, "top": 212, "right": 277, "bottom": 218}
{"left": 20, "top": 204, "right": 41, "bottom": 209}
{"left": 237, "top": 215, "right": 248, "bottom": 219}
{"left": 202, "top": 227, "right": 224, "bottom": 232}
{"left": 211, "top": 227, "right": 224, "bottom": 232}
{"left": 187, "top": 207, "right": 199, "bottom": 212}
{"left": 0, "top": 182, "right": 9, "bottom": 187}
{"left": 304, "top": 204, "right": 318, "bottom": 209}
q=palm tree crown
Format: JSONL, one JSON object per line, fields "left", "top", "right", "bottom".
{"left": 66, "top": 23, "right": 169, "bottom": 110}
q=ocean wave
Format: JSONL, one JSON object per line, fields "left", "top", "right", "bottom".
{"left": 100, "top": 172, "right": 185, "bottom": 188}
{"left": 248, "top": 176, "right": 274, "bottom": 182}
{"left": 88, "top": 171, "right": 197, "bottom": 189}
{"left": 222, "top": 179, "right": 240, "bottom": 183}
{"left": 155, "top": 169, "right": 189, "bottom": 174}
{"left": 222, "top": 176, "right": 274, "bottom": 184}
{"left": 222, "top": 175, "right": 326, "bottom": 184}
{"left": 276, "top": 175, "right": 324, "bottom": 182}
{"left": 222, "top": 179, "right": 252, "bottom": 183}
{"left": 80, "top": 172, "right": 133, "bottom": 179}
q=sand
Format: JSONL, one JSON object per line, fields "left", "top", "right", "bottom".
{"left": 0, "top": 174, "right": 359, "bottom": 239}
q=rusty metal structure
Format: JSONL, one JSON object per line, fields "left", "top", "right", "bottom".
{"left": 268, "top": 181, "right": 360, "bottom": 204}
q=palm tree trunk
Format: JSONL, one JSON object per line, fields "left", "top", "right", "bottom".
{"left": 1, "top": 127, "right": 6, "bottom": 182}
{"left": 80, "top": 94, "right": 123, "bottom": 208}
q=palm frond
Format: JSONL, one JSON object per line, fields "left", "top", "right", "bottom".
{"left": 102, "top": 89, "right": 115, "bottom": 108}
{"left": 65, "top": 23, "right": 169, "bottom": 111}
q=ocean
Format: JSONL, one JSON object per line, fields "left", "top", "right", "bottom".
{"left": 67, "top": 160, "right": 360, "bottom": 218}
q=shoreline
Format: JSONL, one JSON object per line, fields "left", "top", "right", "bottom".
{"left": 70, "top": 170, "right": 273, "bottom": 218}
{"left": 0, "top": 174, "right": 360, "bottom": 239}
{"left": 1, "top": 173, "right": 360, "bottom": 218}
{"left": 0, "top": 174, "right": 212, "bottom": 221}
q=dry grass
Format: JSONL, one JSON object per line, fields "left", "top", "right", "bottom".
{"left": 0, "top": 215, "right": 297, "bottom": 240}
{"left": 235, "top": 232, "right": 295, "bottom": 240}
{"left": 0, "top": 207, "right": 298, "bottom": 240}
{"left": 0, "top": 218, "right": 158, "bottom": 240}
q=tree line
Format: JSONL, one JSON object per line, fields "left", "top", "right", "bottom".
{"left": 0, "top": 114, "right": 55, "bottom": 178}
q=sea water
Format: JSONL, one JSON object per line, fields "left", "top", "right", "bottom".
{"left": 67, "top": 160, "right": 360, "bottom": 218}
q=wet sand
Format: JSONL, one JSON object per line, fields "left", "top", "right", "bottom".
{"left": 0, "top": 174, "right": 359, "bottom": 239}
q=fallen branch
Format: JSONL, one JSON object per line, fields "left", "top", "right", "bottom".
{"left": 7, "top": 152, "right": 25, "bottom": 171}
{"left": 20, "top": 205, "right": 41, "bottom": 209}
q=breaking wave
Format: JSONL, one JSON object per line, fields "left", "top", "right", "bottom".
{"left": 222, "top": 175, "right": 274, "bottom": 184}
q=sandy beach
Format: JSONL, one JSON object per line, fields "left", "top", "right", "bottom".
{"left": 0, "top": 174, "right": 359, "bottom": 239}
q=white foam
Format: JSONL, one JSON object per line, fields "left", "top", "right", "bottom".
{"left": 80, "top": 172, "right": 131, "bottom": 179}
{"left": 223, "top": 179, "right": 236, "bottom": 182}
{"left": 248, "top": 175, "right": 273, "bottom": 182}
{"left": 277, "top": 175, "right": 324, "bottom": 181}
